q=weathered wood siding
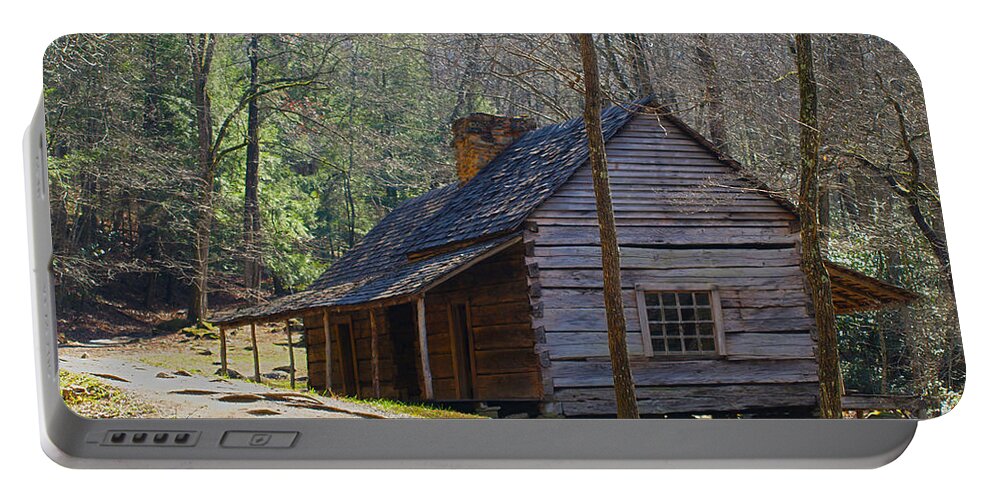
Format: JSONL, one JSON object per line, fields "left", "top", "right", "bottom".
{"left": 302, "top": 307, "right": 399, "bottom": 399}
{"left": 303, "top": 242, "right": 540, "bottom": 402}
{"left": 526, "top": 113, "right": 818, "bottom": 416}
{"left": 422, "top": 242, "right": 542, "bottom": 400}
{"left": 303, "top": 313, "right": 323, "bottom": 391}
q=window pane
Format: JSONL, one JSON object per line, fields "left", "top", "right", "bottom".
{"left": 645, "top": 293, "right": 660, "bottom": 307}
{"left": 695, "top": 292, "right": 710, "bottom": 305}
{"left": 685, "top": 338, "right": 699, "bottom": 351}
{"left": 684, "top": 323, "right": 697, "bottom": 336}
{"left": 652, "top": 338, "right": 666, "bottom": 352}
{"left": 697, "top": 307, "right": 712, "bottom": 320}
{"left": 661, "top": 293, "right": 677, "bottom": 307}
{"left": 664, "top": 308, "right": 679, "bottom": 322}
{"left": 649, "top": 323, "right": 664, "bottom": 336}
{"left": 681, "top": 307, "right": 696, "bottom": 321}
{"left": 677, "top": 293, "right": 693, "bottom": 305}
{"left": 698, "top": 323, "right": 714, "bottom": 336}
{"left": 647, "top": 308, "right": 661, "bottom": 321}
{"left": 666, "top": 338, "right": 682, "bottom": 352}
{"left": 700, "top": 338, "right": 715, "bottom": 352}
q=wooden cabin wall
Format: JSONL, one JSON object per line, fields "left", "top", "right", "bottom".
{"left": 386, "top": 303, "right": 422, "bottom": 401}
{"left": 422, "top": 242, "right": 542, "bottom": 401}
{"left": 303, "top": 312, "right": 327, "bottom": 391}
{"left": 302, "top": 308, "right": 399, "bottom": 399}
{"left": 525, "top": 114, "right": 819, "bottom": 416}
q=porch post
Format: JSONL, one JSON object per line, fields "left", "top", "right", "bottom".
{"left": 369, "top": 308, "right": 381, "bottom": 398}
{"left": 416, "top": 296, "right": 434, "bottom": 400}
{"left": 218, "top": 325, "right": 228, "bottom": 375}
{"left": 249, "top": 322, "right": 261, "bottom": 383}
{"left": 285, "top": 319, "right": 296, "bottom": 390}
{"left": 322, "top": 309, "right": 333, "bottom": 392}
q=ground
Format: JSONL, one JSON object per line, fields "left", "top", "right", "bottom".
{"left": 58, "top": 305, "right": 480, "bottom": 419}
{"left": 60, "top": 356, "right": 400, "bottom": 418}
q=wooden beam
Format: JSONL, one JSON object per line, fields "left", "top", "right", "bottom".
{"left": 214, "top": 294, "right": 419, "bottom": 329}
{"left": 218, "top": 326, "right": 228, "bottom": 375}
{"left": 249, "top": 323, "right": 261, "bottom": 383}
{"left": 285, "top": 319, "right": 296, "bottom": 390}
{"left": 322, "top": 309, "right": 332, "bottom": 392}
{"left": 369, "top": 309, "right": 381, "bottom": 398}
{"left": 416, "top": 296, "right": 434, "bottom": 400}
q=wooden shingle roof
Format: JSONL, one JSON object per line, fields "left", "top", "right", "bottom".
{"left": 211, "top": 100, "right": 646, "bottom": 325}
{"left": 211, "top": 234, "right": 519, "bottom": 326}
{"left": 406, "top": 98, "right": 647, "bottom": 254}
{"left": 826, "top": 262, "right": 919, "bottom": 314}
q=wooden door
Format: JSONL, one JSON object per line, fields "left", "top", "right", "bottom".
{"left": 336, "top": 320, "right": 359, "bottom": 397}
{"left": 387, "top": 303, "right": 420, "bottom": 400}
{"left": 449, "top": 302, "right": 476, "bottom": 399}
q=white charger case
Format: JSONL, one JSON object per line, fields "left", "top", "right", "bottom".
{"left": 26, "top": 98, "right": 920, "bottom": 468}
{"left": 30, "top": 33, "right": 960, "bottom": 467}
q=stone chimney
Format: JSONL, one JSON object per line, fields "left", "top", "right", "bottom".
{"left": 451, "top": 113, "right": 537, "bottom": 185}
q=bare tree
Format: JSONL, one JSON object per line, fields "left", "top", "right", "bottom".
{"left": 695, "top": 34, "right": 728, "bottom": 153}
{"left": 575, "top": 33, "right": 639, "bottom": 419}
{"left": 795, "top": 33, "right": 843, "bottom": 418}
{"left": 624, "top": 34, "right": 654, "bottom": 99}
{"left": 187, "top": 33, "right": 218, "bottom": 323}
{"left": 244, "top": 34, "right": 263, "bottom": 298}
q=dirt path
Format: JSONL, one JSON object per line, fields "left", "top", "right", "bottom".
{"left": 60, "top": 354, "right": 405, "bottom": 419}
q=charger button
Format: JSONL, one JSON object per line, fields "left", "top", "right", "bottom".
{"left": 220, "top": 431, "right": 298, "bottom": 448}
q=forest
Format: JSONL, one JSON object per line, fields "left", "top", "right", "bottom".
{"left": 45, "top": 33, "right": 962, "bottom": 417}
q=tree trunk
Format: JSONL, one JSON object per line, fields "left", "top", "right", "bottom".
{"left": 878, "top": 312, "right": 889, "bottom": 393}
{"left": 244, "top": 34, "right": 263, "bottom": 297}
{"left": 871, "top": 72, "right": 953, "bottom": 290}
{"left": 576, "top": 34, "right": 639, "bottom": 419}
{"left": 345, "top": 42, "right": 359, "bottom": 247}
{"left": 624, "top": 34, "right": 654, "bottom": 99}
{"left": 449, "top": 35, "right": 482, "bottom": 122}
{"left": 187, "top": 33, "right": 217, "bottom": 324}
{"left": 600, "top": 34, "right": 632, "bottom": 98}
{"left": 695, "top": 34, "right": 728, "bottom": 153}
{"left": 285, "top": 320, "right": 296, "bottom": 390}
{"left": 795, "top": 33, "right": 843, "bottom": 418}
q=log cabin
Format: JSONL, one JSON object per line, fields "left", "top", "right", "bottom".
{"left": 212, "top": 98, "right": 916, "bottom": 417}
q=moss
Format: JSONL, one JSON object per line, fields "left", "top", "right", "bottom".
{"left": 59, "top": 370, "right": 159, "bottom": 419}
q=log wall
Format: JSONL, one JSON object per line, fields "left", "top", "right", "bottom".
{"left": 302, "top": 243, "right": 540, "bottom": 402}
{"left": 303, "top": 307, "right": 400, "bottom": 399}
{"left": 423, "top": 242, "right": 542, "bottom": 400}
{"left": 526, "top": 113, "right": 819, "bottom": 416}
{"left": 303, "top": 312, "right": 327, "bottom": 391}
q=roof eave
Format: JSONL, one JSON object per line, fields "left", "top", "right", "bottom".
{"left": 211, "top": 234, "right": 524, "bottom": 327}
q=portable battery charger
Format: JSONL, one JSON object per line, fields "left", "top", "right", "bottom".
{"left": 28, "top": 33, "right": 961, "bottom": 467}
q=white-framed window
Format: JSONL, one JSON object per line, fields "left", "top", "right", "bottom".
{"left": 635, "top": 284, "right": 726, "bottom": 357}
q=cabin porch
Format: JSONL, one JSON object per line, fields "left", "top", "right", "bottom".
{"left": 296, "top": 240, "right": 544, "bottom": 406}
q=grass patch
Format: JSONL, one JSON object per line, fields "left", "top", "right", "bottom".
{"left": 60, "top": 370, "right": 158, "bottom": 418}
{"left": 336, "top": 395, "right": 486, "bottom": 419}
